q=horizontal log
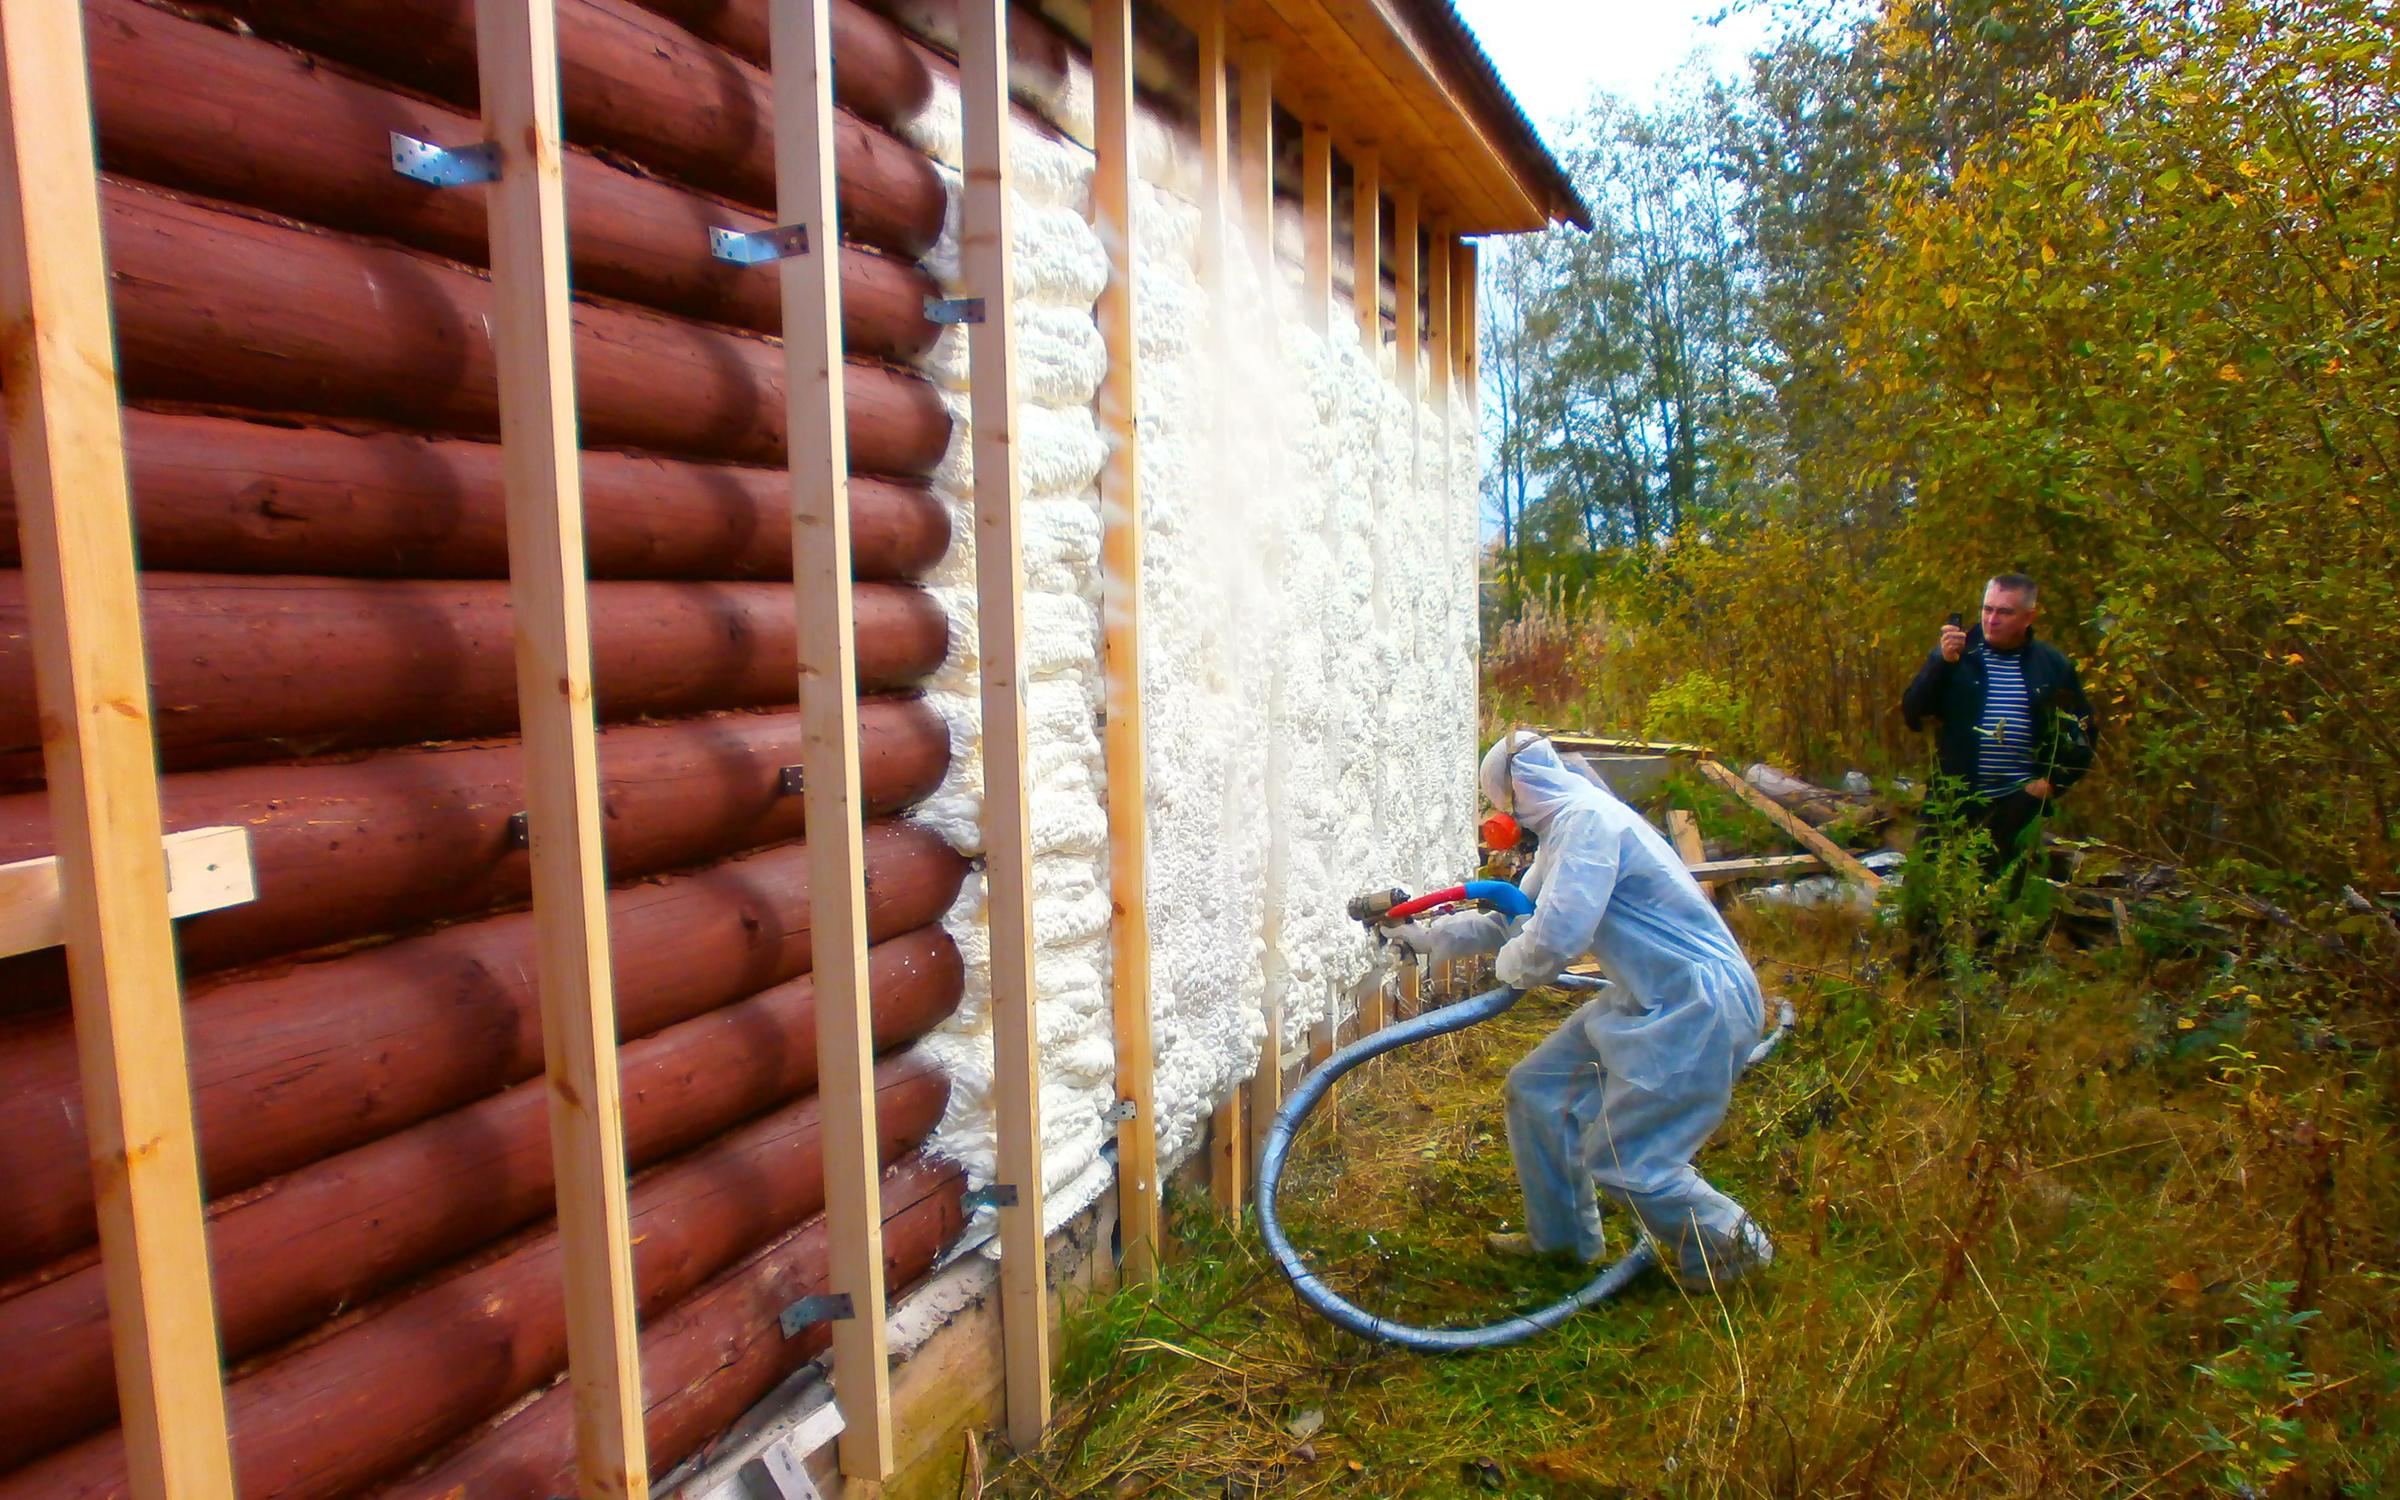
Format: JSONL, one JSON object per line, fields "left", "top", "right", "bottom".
{"left": 215, "top": 0, "right": 946, "bottom": 245}
{"left": 0, "top": 410, "right": 951, "bottom": 581}
{"left": 0, "top": 572, "right": 949, "bottom": 781}
{"left": 0, "top": 825, "right": 968, "bottom": 1279}
{"left": 102, "top": 181, "right": 951, "bottom": 473}
{"left": 635, "top": 0, "right": 933, "bottom": 125}
{"left": 387, "top": 1155, "right": 966, "bottom": 1498}
{"left": 0, "top": 697, "right": 949, "bottom": 992}
{"left": 0, "top": 1062, "right": 950, "bottom": 1500}
{"left": 0, "top": 926, "right": 962, "bottom": 1469}
{"left": 85, "top": 0, "right": 939, "bottom": 347}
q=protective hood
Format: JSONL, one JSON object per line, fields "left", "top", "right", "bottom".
{"left": 1479, "top": 732, "right": 1604, "bottom": 836}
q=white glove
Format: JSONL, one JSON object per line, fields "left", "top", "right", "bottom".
{"left": 1382, "top": 921, "right": 1436, "bottom": 959}
{"left": 1493, "top": 930, "right": 1557, "bottom": 991}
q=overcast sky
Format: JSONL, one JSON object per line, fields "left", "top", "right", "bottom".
{"left": 1450, "top": 0, "right": 1775, "bottom": 138}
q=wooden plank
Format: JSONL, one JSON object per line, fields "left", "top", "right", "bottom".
{"left": 0, "top": 8, "right": 238, "bottom": 1495}
{"left": 1250, "top": 986, "right": 1282, "bottom": 1173}
{"left": 1688, "top": 853, "right": 1827, "bottom": 883}
{"left": 1666, "top": 808, "right": 1716, "bottom": 903}
{"left": 958, "top": 0, "right": 1051, "bottom": 1452}
{"left": 1194, "top": 0, "right": 1230, "bottom": 294}
{"left": 0, "top": 825, "right": 254, "bottom": 959}
{"left": 473, "top": 4, "right": 649, "bottom": 1494}
{"left": 1427, "top": 219, "right": 1450, "bottom": 420}
{"left": 1350, "top": 145, "right": 1379, "bottom": 350}
{"left": 1393, "top": 184, "right": 1418, "bottom": 389}
{"left": 1698, "top": 759, "right": 1884, "bottom": 889}
{"left": 1090, "top": 0, "right": 1160, "bottom": 1287}
{"left": 769, "top": 0, "right": 893, "bottom": 1478}
{"left": 1455, "top": 238, "right": 1476, "bottom": 385}
{"left": 1398, "top": 954, "right": 1421, "bottom": 1020}
{"left": 1301, "top": 125, "right": 1332, "bottom": 334}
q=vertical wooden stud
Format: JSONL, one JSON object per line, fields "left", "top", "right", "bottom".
{"left": 1428, "top": 221, "right": 1451, "bottom": 421}
{"left": 0, "top": 8, "right": 236, "bottom": 1498}
{"left": 1237, "top": 41, "right": 1274, "bottom": 281}
{"left": 769, "top": 0, "right": 894, "bottom": 1477}
{"left": 1393, "top": 185, "right": 1419, "bottom": 393}
{"left": 1193, "top": 0, "right": 1229, "bottom": 295}
{"left": 1301, "top": 126, "right": 1332, "bottom": 335}
{"left": 958, "top": 0, "right": 1052, "bottom": 1452}
{"left": 476, "top": 4, "right": 649, "bottom": 1493}
{"left": 1091, "top": 0, "right": 1160, "bottom": 1285}
{"left": 1210, "top": 1092, "right": 1244, "bottom": 1210}
{"left": 1350, "top": 147, "right": 1379, "bottom": 351}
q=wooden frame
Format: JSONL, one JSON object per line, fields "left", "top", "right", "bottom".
{"left": 958, "top": 0, "right": 1052, "bottom": 1451}
{"left": 1, "top": 826, "right": 254, "bottom": 960}
{"left": 1238, "top": 40, "right": 1275, "bottom": 278}
{"left": 1427, "top": 220, "right": 1451, "bottom": 421}
{"left": 1301, "top": 126, "right": 1333, "bottom": 333}
{"left": 770, "top": 0, "right": 894, "bottom": 1476}
{"left": 0, "top": 7, "right": 238, "bottom": 1494}
{"left": 1393, "top": 184, "right": 1419, "bottom": 390}
{"left": 474, "top": 4, "right": 650, "bottom": 1492}
{"left": 1091, "top": 0, "right": 1162, "bottom": 1285}
{"left": 1350, "top": 145, "right": 1379, "bottom": 350}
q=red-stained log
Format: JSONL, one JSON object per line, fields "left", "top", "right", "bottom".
{"left": 213, "top": 0, "right": 947, "bottom": 241}
{"left": 0, "top": 411, "right": 951, "bottom": 581}
{"left": 0, "top": 573, "right": 949, "bottom": 780}
{"left": 0, "top": 928, "right": 962, "bottom": 1470}
{"left": 83, "top": 0, "right": 940, "bottom": 345}
{"left": 101, "top": 182, "right": 952, "bottom": 473}
{"left": 0, "top": 1064, "right": 952, "bottom": 1500}
{"left": 386, "top": 1157, "right": 966, "bottom": 1499}
{"left": 0, "top": 698, "right": 950, "bottom": 984}
{"left": 634, "top": 0, "right": 934, "bottom": 126}
{"left": 0, "top": 826, "right": 968, "bottom": 1279}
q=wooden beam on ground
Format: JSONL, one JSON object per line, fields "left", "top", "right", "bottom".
{"left": 474, "top": 4, "right": 649, "bottom": 1493}
{"left": 1393, "top": 184, "right": 1419, "bottom": 391}
{"left": 1, "top": 825, "right": 254, "bottom": 959}
{"left": 1090, "top": 0, "right": 1160, "bottom": 1287}
{"left": 1667, "top": 808, "right": 1714, "bottom": 903}
{"left": 770, "top": 0, "right": 893, "bottom": 1477}
{"left": 1687, "top": 853, "right": 1828, "bottom": 884}
{"left": 958, "top": 0, "right": 1051, "bottom": 1452}
{"left": 0, "top": 8, "right": 238, "bottom": 1495}
{"left": 1698, "top": 759, "right": 1884, "bottom": 890}
{"left": 1300, "top": 125, "right": 1332, "bottom": 333}
{"left": 1350, "top": 145, "right": 1379, "bottom": 351}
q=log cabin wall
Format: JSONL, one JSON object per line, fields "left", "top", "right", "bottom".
{"left": 0, "top": 1, "right": 978, "bottom": 1494}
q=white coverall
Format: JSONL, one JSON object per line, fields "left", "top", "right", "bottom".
{"left": 1427, "top": 733, "right": 1774, "bottom": 1288}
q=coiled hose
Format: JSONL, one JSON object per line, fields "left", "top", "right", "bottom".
{"left": 1255, "top": 971, "right": 1795, "bottom": 1352}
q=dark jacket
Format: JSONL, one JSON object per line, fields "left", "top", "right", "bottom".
{"left": 1901, "top": 626, "right": 2098, "bottom": 796}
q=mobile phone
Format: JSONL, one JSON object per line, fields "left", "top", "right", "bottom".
{"left": 1946, "top": 611, "right": 1964, "bottom": 628}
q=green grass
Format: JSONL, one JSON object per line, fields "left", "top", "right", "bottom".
{"left": 986, "top": 906, "right": 2400, "bottom": 1499}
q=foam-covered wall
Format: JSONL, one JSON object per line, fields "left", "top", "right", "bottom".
{"left": 896, "top": 44, "right": 1480, "bottom": 1236}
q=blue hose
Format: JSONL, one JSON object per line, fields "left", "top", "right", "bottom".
{"left": 1255, "top": 971, "right": 1796, "bottom": 1352}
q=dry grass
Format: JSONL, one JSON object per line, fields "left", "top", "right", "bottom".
{"left": 984, "top": 905, "right": 2400, "bottom": 1499}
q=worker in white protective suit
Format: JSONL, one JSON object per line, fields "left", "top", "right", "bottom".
{"left": 1399, "top": 732, "right": 1774, "bottom": 1291}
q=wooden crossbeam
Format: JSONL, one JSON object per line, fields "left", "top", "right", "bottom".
{"left": 1698, "top": 759, "right": 1884, "bottom": 889}
{"left": 1350, "top": 146, "right": 1379, "bottom": 350}
{"left": 1, "top": 825, "right": 255, "bottom": 960}
{"left": 474, "top": 4, "right": 649, "bottom": 1492}
{"left": 0, "top": 8, "right": 238, "bottom": 1494}
{"left": 1091, "top": 0, "right": 1160, "bottom": 1286}
{"left": 958, "top": 0, "right": 1051, "bottom": 1451}
{"left": 770, "top": 0, "right": 893, "bottom": 1476}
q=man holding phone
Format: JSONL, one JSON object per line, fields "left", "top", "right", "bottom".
{"left": 1900, "top": 573, "right": 2099, "bottom": 878}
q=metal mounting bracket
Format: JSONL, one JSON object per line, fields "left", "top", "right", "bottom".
{"left": 776, "top": 764, "right": 806, "bottom": 798}
{"left": 711, "top": 224, "right": 811, "bottom": 265}
{"left": 924, "top": 295, "right": 987, "bottom": 325}
{"left": 963, "top": 1182, "right": 1019, "bottom": 1214}
{"left": 777, "top": 1292, "right": 854, "bottom": 1339}
{"left": 390, "top": 132, "right": 500, "bottom": 187}
{"left": 1105, "top": 1098, "right": 1139, "bottom": 1123}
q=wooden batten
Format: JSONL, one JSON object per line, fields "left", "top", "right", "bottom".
{"left": 770, "top": 0, "right": 895, "bottom": 1478}
{"left": 1350, "top": 145, "right": 1380, "bottom": 351}
{"left": 957, "top": 0, "right": 1052, "bottom": 1452}
{"left": 1091, "top": 0, "right": 1161, "bottom": 1284}
{"left": 1428, "top": 220, "right": 1451, "bottom": 420}
{"left": 1394, "top": 184, "right": 1420, "bottom": 390}
{"left": 0, "top": 6, "right": 238, "bottom": 1495}
{"left": 472, "top": 3, "right": 649, "bottom": 1493}
{"left": 1238, "top": 39, "right": 1274, "bottom": 280}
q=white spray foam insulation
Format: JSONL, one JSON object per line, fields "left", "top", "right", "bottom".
{"left": 896, "top": 47, "right": 1480, "bottom": 1235}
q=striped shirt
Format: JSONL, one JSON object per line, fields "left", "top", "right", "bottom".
{"left": 1975, "top": 647, "right": 2037, "bottom": 793}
